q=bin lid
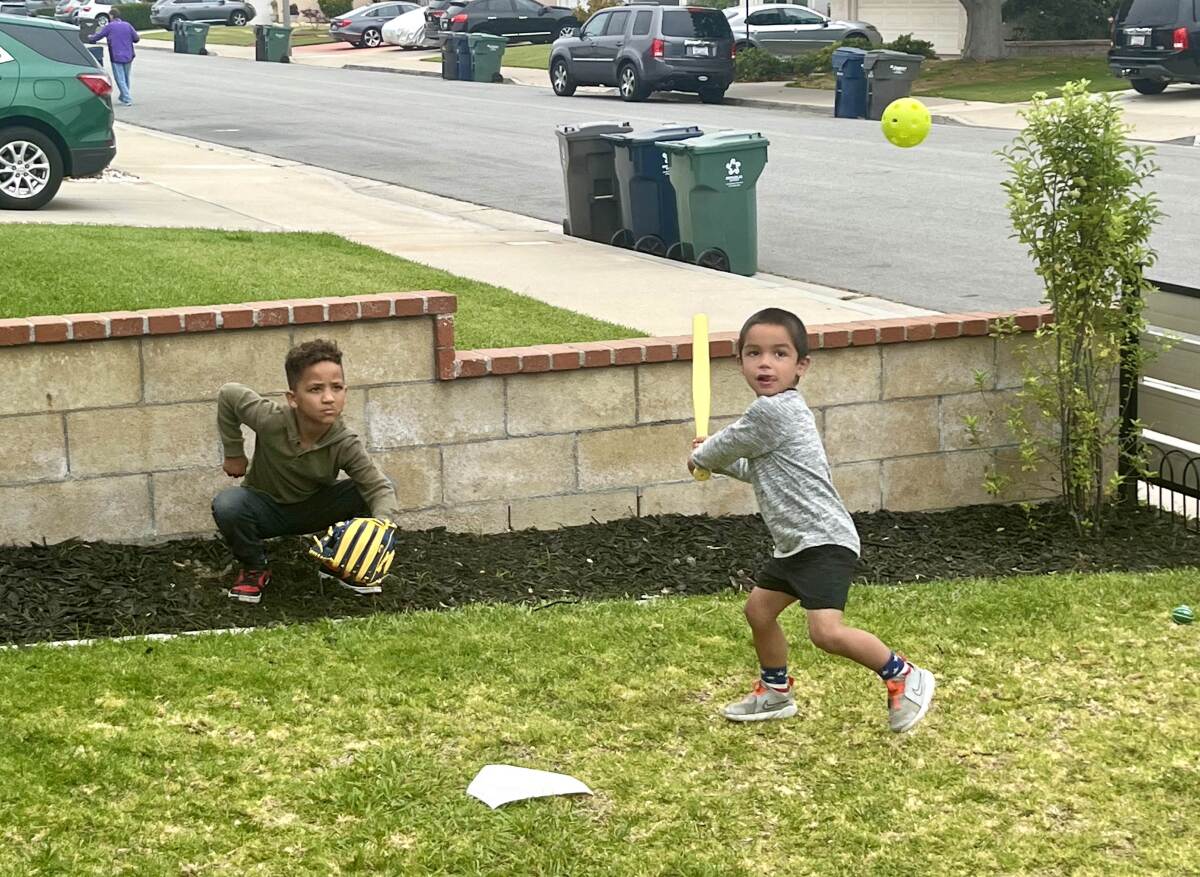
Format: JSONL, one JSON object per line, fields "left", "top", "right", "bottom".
{"left": 658, "top": 129, "right": 767, "bottom": 155}
{"left": 832, "top": 47, "right": 867, "bottom": 60}
{"left": 468, "top": 32, "right": 506, "bottom": 45}
{"left": 556, "top": 121, "right": 633, "bottom": 140}
{"left": 863, "top": 49, "right": 923, "bottom": 71}
{"left": 603, "top": 124, "right": 702, "bottom": 147}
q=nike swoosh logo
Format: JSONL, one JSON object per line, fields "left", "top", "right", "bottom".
{"left": 761, "top": 699, "right": 791, "bottom": 711}
{"left": 909, "top": 673, "right": 925, "bottom": 699}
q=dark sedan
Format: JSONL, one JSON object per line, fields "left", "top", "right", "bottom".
{"left": 329, "top": 0, "right": 418, "bottom": 47}
{"left": 441, "top": 0, "right": 577, "bottom": 43}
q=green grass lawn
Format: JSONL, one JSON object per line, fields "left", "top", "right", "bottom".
{"left": 0, "top": 226, "right": 640, "bottom": 349}
{"left": 796, "top": 56, "right": 1130, "bottom": 103}
{"left": 143, "top": 27, "right": 334, "bottom": 47}
{"left": 1, "top": 570, "right": 1196, "bottom": 875}
{"left": 419, "top": 42, "right": 549, "bottom": 68}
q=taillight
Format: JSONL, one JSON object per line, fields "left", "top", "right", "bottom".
{"left": 1174, "top": 26, "right": 1189, "bottom": 50}
{"left": 651, "top": 37, "right": 664, "bottom": 58}
{"left": 430, "top": 8, "right": 443, "bottom": 15}
{"left": 77, "top": 73, "right": 111, "bottom": 98}
{"left": 451, "top": 12, "right": 466, "bottom": 23}
{"left": 335, "top": 18, "right": 350, "bottom": 25}
{"left": 729, "top": 41, "right": 736, "bottom": 58}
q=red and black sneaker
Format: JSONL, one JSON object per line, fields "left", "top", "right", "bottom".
{"left": 228, "top": 568, "right": 271, "bottom": 604}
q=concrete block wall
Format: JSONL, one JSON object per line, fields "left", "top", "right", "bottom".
{"left": 0, "top": 294, "right": 1056, "bottom": 544}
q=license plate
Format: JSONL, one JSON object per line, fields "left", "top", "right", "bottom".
{"left": 687, "top": 44, "right": 713, "bottom": 57}
{"left": 1130, "top": 34, "right": 1146, "bottom": 46}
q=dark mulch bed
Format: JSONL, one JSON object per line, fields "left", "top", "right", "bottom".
{"left": 2, "top": 503, "right": 1198, "bottom": 646}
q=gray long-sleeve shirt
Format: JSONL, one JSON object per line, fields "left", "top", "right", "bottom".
{"left": 691, "top": 389, "right": 860, "bottom": 558}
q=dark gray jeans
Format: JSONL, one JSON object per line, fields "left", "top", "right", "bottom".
{"left": 211, "top": 481, "right": 369, "bottom": 569}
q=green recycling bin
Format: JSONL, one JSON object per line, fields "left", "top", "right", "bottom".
{"left": 174, "top": 21, "right": 210, "bottom": 55}
{"left": 660, "top": 130, "right": 769, "bottom": 276}
{"left": 468, "top": 32, "right": 506, "bottom": 83}
{"left": 255, "top": 24, "right": 292, "bottom": 63}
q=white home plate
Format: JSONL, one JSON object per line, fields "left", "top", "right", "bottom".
{"left": 466, "top": 764, "right": 592, "bottom": 809}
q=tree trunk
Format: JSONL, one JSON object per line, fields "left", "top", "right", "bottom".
{"left": 958, "top": 0, "right": 1006, "bottom": 60}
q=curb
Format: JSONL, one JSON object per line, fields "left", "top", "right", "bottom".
{"left": 344, "top": 63, "right": 514, "bottom": 83}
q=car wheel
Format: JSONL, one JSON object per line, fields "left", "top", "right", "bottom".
{"left": 362, "top": 27, "right": 382, "bottom": 47}
{"left": 169, "top": 14, "right": 185, "bottom": 29}
{"left": 550, "top": 58, "right": 576, "bottom": 96}
{"left": 95, "top": 13, "right": 108, "bottom": 24}
{"left": 553, "top": 21, "right": 575, "bottom": 40}
{"left": 699, "top": 87, "right": 725, "bottom": 105}
{"left": 0, "top": 126, "right": 64, "bottom": 211}
{"left": 229, "top": 10, "right": 247, "bottom": 25}
{"left": 734, "top": 40, "right": 751, "bottom": 53}
{"left": 1131, "top": 78, "right": 1168, "bottom": 95}
{"left": 618, "top": 63, "right": 647, "bottom": 102}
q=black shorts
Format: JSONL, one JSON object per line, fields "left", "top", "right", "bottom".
{"left": 756, "top": 544, "right": 859, "bottom": 611}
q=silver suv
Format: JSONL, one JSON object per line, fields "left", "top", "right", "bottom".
{"left": 151, "top": 0, "right": 255, "bottom": 29}
{"left": 549, "top": 4, "right": 735, "bottom": 103}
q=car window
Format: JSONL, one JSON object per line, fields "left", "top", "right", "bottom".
{"left": 632, "top": 9, "right": 651, "bottom": 34}
{"left": 512, "top": 0, "right": 541, "bottom": 12}
{"left": 0, "top": 22, "right": 94, "bottom": 65}
{"left": 604, "top": 9, "right": 628, "bottom": 35}
{"left": 1116, "top": 0, "right": 1183, "bottom": 24}
{"left": 745, "top": 9, "right": 780, "bottom": 25}
{"left": 580, "top": 10, "right": 606, "bottom": 37}
{"left": 660, "top": 8, "right": 732, "bottom": 38}
{"left": 781, "top": 8, "right": 823, "bottom": 25}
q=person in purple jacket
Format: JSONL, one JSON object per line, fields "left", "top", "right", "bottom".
{"left": 87, "top": 8, "right": 139, "bottom": 106}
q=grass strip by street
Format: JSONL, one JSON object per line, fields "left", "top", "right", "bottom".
{"left": 142, "top": 27, "right": 334, "bottom": 47}
{"left": 418, "top": 42, "right": 548, "bottom": 68}
{"left": 0, "top": 569, "right": 1196, "bottom": 875}
{"left": 0, "top": 225, "right": 640, "bottom": 348}
{"left": 795, "top": 56, "right": 1129, "bottom": 103}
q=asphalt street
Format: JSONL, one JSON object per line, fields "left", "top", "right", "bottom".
{"left": 123, "top": 51, "right": 1200, "bottom": 312}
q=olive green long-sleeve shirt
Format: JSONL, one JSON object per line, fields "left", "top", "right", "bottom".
{"left": 217, "top": 383, "right": 398, "bottom": 520}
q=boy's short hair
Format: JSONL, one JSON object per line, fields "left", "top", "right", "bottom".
{"left": 737, "top": 308, "right": 810, "bottom": 359}
{"left": 285, "top": 339, "right": 343, "bottom": 389}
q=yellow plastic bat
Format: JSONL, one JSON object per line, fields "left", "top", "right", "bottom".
{"left": 692, "top": 313, "right": 711, "bottom": 482}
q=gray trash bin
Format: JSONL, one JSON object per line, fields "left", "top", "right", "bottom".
{"left": 556, "top": 120, "right": 633, "bottom": 244}
{"left": 863, "top": 50, "right": 924, "bottom": 121}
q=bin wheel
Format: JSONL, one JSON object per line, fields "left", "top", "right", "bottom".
{"left": 665, "top": 242, "right": 689, "bottom": 262}
{"left": 634, "top": 235, "right": 667, "bottom": 257}
{"left": 611, "top": 229, "right": 634, "bottom": 249}
{"left": 697, "top": 248, "right": 730, "bottom": 272}
{"left": 563, "top": 219, "right": 572, "bottom": 237}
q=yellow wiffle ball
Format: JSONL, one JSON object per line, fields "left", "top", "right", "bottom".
{"left": 881, "top": 98, "right": 932, "bottom": 148}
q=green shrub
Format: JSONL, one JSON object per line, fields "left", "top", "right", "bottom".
{"left": 734, "top": 46, "right": 796, "bottom": 82}
{"left": 1003, "top": 0, "right": 1113, "bottom": 40}
{"left": 317, "top": 0, "right": 352, "bottom": 18}
{"left": 113, "top": 3, "right": 153, "bottom": 30}
{"left": 887, "top": 32, "right": 937, "bottom": 59}
{"left": 570, "top": 0, "right": 617, "bottom": 23}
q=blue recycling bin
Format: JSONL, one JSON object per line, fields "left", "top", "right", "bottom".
{"left": 454, "top": 33, "right": 473, "bottom": 81}
{"left": 603, "top": 124, "right": 703, "bottom": 256}
{"left": 832, "top": 46, "right": 868, "bottom": 119}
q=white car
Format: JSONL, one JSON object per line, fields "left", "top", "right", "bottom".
{"left": 76, "top": 1, "right": 115, "bottom": 25}
{"left": 382, "top": 5, "right": 436, "bottom": 48}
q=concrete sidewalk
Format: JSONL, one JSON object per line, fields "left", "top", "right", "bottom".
{"left": 0, "top": 124, "right": 933, "bottom": 335}
{"left": 139, "top": 37, "right": 1200, "bottom": 142}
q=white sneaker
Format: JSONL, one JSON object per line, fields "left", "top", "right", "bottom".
{"left": 885, "top": 662, "right": 935, "bottom": 733}
{"left": 721, "top": 678, "right": 798, "bottom": 722}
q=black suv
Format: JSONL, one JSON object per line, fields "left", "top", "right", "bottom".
{"left": 550, "top": 4, "right": 734, "bottom": 103}
{"left": 441, "top": 0, "right": 578, "bottom": 43}
{"left": 1108, "top": 0, "right": 1200, "bottom": 94}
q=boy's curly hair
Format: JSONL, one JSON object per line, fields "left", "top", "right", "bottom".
{"left": 285, "top": 339, "right": 343, "bottom": 389}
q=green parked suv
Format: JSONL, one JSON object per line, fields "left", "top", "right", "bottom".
{"left": 0, "top": 12, "right": 115, "bottom": 209}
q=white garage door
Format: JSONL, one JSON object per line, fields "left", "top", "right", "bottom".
{"left": 854, "top": 0, "right": 966, "bottom": 56}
